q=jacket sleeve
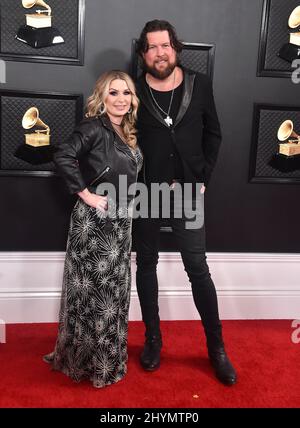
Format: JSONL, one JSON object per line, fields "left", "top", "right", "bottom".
{"left": 202, "top": 77, "right": 222, "bottom": 186}
{"left": 53, "top": 119, "right": 100, "bottom": 194}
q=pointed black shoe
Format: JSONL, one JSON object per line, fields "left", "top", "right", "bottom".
{"left": 208, "top": 348, "right": 237, "bottom": 386}
{"left": 140, "top": 336, "right": 162, "bottom": 371}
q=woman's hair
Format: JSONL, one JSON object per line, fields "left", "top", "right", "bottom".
{"left": 86, "top": 70, "right": 139, "bottom": 149}
{"left": 136, "top": 20, "right": 183, "bottom": 57}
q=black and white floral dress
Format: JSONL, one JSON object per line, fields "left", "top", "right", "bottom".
{"left": 44, "top": 147, "right": 143, "bottom": 388}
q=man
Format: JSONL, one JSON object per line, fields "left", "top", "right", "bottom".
{"left": 133, "top": 20, "right": 237, "bottom": 385}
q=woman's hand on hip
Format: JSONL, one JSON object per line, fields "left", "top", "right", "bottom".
{"left": 78, "top": 188, "right": 108, "bottom": 212}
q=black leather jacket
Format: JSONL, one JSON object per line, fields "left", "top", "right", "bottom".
{"left": 53, "top": 114, "right": 140, "bottom": 202}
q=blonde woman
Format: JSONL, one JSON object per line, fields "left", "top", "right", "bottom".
{"left": 44, "top": 71, "right": 143, "bottom": 388}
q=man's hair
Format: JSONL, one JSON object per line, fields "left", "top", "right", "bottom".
{"left": 136, "top": 20, "right": 183, "bottom": 57}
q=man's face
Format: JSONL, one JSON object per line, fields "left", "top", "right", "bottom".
{"left": 142, "top": 30, "right": 177, "bottom": 79}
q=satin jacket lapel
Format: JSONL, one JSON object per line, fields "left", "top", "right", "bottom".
{"left": 174, "top": 71, "right": 195, "bottom": 127}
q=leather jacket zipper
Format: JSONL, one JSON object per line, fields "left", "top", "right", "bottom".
{"left": 114, "top": 144, "right": 136, "bottom": 164}
{"left": 90, "top": 166, "right": 111, "bottom": 186}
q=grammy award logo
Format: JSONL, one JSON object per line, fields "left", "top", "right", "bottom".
{"left": 15, "top": 0, "right": 64, "bottom": 48}
{"left": 14, "top": 106, "right": 54, "bottom": 165}
{"left": 279, "top": 6, "right": 300, "bottom": 63}
{"left": 22, "top": 106, "right": 51, "bottom": 147}
{"left": 277, "top": 119, "right": 300, "bottom": 156}
{"left": 269, "top": 119, "right": 300, "bottom": 172}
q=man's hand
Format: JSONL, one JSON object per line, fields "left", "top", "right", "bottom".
{"left": 200, "top": 185, "right": 206, "bottom": 194}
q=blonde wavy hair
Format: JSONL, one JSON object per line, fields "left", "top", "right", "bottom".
{"left": 86, "top": 70, "right": 139, "bottom": 149}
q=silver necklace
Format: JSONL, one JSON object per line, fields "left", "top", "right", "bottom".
{"left": 147, "top": 70, "right": 176, "bottom": 127}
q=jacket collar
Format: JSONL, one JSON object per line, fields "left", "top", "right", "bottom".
{"left": 98, "top": 113, "right": 115, "bottom": 132}
{"left": 137, "top": 67, "right": 196, "bottom": 128}
{"left": 98, "top": 114, "right": 135, "bottom": 162}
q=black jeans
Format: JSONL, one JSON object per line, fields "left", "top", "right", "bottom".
{"left": 133, "top": 192, "right": 222, "bottom": 346}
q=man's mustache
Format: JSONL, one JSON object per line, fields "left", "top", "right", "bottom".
{"left": 154, "top": 57, "right": 169, "bottom": 63}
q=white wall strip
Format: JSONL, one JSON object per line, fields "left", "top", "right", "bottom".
{"left": 0, "top": 252, "right": 299, "bottom": 323}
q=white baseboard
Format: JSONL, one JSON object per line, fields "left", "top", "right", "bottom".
{"left": 0, "top": 252, "right": 299, "bottom": 323}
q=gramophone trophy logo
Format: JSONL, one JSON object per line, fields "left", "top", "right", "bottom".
{"left": 15, "top": 0, "right": 64, "bottom": 48}
{"left": 15, "top": 106, "right": 54, "bottom": 165}
{"left": 22, "top": 106, "right": 50, "bottom": 146}
{"left": 269, "top": 119, "right": 300, "bottom": 172}
{"left": 278, "top": 6, "right": 300, "bottom": 63}
{"left": 277, "top": 120, "right": 300, "bottom": 155}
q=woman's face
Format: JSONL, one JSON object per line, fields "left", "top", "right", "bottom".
{"left": 105, "top": 79, "right": 132, "bottom": 122}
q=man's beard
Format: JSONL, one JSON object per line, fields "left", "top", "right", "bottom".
{"left": 143, "top": 57, "right": 178, "bottom": 80}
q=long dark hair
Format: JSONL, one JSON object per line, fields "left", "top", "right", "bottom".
{"left": 136, "top": 20, "right": 183, "bottom": 57}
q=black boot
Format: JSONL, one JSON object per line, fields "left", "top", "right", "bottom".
{"left": 206, "top": 325, "right": 237, "bottom": 386}
{"left": 140, "top": 335, "right": 162, "bottom": 371}
{"left": 208, "top": 347, "right": 237, "bottom": 386}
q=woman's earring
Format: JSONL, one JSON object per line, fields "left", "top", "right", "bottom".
{"left": 127, "top": 106, "right": 132, "bottom": 114}
{"left": 99, "top": 102, "right": 105, "bottom": 114}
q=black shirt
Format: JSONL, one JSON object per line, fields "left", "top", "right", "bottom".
{"left": 143, "top": 81, "right": 184, "bottom": 182}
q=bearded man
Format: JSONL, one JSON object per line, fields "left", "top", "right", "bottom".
{"left": 133, "top": 20, "right": 237, "bottom": 386}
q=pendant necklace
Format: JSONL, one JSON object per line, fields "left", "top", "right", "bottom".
{"left": 147, "top": 69, "right": 176, "bottom": 127}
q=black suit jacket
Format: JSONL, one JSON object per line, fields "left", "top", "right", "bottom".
{"left": 136, "top": 67, "right": 222, "bottom": 186}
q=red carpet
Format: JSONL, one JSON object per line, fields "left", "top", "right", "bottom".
{"left": 0, "top": 320, "right": 299, "bottom": 408}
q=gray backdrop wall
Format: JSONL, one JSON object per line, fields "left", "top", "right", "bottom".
{"left": 0, "top": 0, "right": 299, "bottom": 252}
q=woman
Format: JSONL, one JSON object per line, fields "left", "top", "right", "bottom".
{"left": 44, "top": 71, "right": 143, "bottom": 388}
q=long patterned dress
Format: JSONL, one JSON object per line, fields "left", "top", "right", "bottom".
{"left": 44, "top": 148, "right": 143, "bottom": 388}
